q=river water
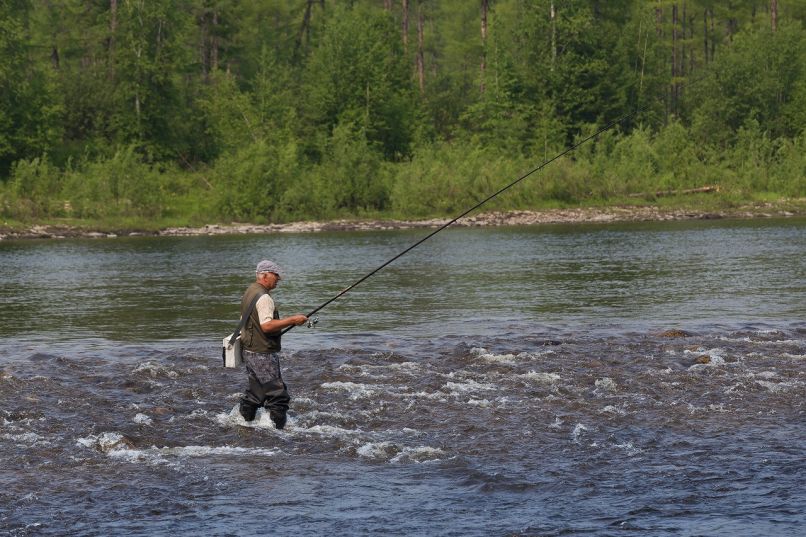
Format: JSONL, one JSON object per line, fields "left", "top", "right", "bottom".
{"left": 1, "top": 218, "right": 804, "bottom": 536}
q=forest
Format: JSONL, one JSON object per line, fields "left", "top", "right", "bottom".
{"left": 1, "top": 0, "right": 805, "bottom": 227}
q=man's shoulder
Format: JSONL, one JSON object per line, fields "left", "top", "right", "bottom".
{"left": 257, "top": 293, "right": 275, "bottom": 308}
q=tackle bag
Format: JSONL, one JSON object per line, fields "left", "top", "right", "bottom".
{"left": 222, "top": 292, "right": 265, "bottom": 368}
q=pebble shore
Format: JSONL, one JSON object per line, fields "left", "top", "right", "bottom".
{"left": 1, "top": 203, "right": 802, "bottom": 240}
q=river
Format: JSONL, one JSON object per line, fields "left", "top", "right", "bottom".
{"left": 1, "top": 218, "right": 804, "bottom": 536}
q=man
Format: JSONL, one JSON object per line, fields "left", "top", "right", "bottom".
{"left": 238, "top": 259, "right": 307, "bottom": 429}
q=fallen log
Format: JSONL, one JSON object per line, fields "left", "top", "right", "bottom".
{"left": 629, "top": 185, "right": 719, "bottom": 198}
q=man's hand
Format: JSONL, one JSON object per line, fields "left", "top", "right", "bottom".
{"left": 260, "top": 314, "right": 309, "bottom": 333}
{"left": 288, "top": 314, "right": 308, "bottom": 326}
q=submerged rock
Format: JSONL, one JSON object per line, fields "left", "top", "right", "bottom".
{"left": 77, "top": 432, "right": 136, "bottom": 453}
{"left": 660, "top": 329, "right": 693, "bottom": 338}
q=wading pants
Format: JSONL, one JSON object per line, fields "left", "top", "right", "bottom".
{"left": 239, "top": 350, "right": 290, "bottom": 429}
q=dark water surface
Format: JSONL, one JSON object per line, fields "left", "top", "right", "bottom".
{"left": 1, "top": 218, "right": 804, "bottom": 536}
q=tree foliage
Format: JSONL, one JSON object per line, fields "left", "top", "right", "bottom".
{"left": 1, "top": 0, "right": 804, "bottom": 223}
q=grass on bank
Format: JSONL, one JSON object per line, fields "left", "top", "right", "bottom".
{"left": 2, "top": 191, "right": 804, "bottom": 236}
{"left": 1, "top": 124, "right": 804, "bottom": 232}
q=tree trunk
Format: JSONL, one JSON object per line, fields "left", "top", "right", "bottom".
{"left": 639, "top": 21, "right": 647, "bottom": 93}
{"left": 689, "top": 13, "right": 695, "bottom": 74}
{"left": 295, "top": 0, "right": 315, "bottom": 57}
{"left": 681, "top": 1, "right": 686, "bottom": 78}
{"left": 109, "top": 0, "right": 117, "bottom": 48}
{"left": 655, "top": 2, "right": 663, "bottom": 38}
{"left": 703, "top": 8, "right": 708, "bottom": 63}
{"left": 480, "top": 0, "right": 488, "bottom": 93}
{"left": 672, "top": 3, "right": 677, "bottom": 115}
{"left": 108, "top": 0, "right": 117, "bottom": 78}
{"left": 550, "top": 1, "right": 557, "bottom": 70}
{"left": 656, "top": 2, "right": 666, "bottom": 119}
{"left": 402, "top": 0, "right": 409, "bottom": 53}
{"left": 416, "top": 2, "right": 425, "bottom": 95}
{"left": 211, "top": 10, "right": 219, "bottom": 72}
{"left": 727, "top": 16, "right": 738, "bottom": 41}
{"left": 710, "top": 8, "right": 715, "bottom": 60}
{"left": 770, "top": 0, "right": 778, "bottom": 32}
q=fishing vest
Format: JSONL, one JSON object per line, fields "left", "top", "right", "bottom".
{"left": 240, "top": 282, "right": 281, "bottom": 353}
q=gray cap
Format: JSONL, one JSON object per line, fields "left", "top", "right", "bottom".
{"left": 256, "top": 259, "right": 283, "bottom": 277}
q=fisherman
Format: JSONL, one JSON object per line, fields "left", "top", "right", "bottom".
{"left": 238, "top": 260, "right": 307, "bottom": 429}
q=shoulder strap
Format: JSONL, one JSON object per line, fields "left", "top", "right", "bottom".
{"left": 228, "top": 292, "right": 265, "bottom": 345}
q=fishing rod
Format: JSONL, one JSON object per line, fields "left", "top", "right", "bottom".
{"left": 283, "top": 86, "right": 681, "bottom": 335}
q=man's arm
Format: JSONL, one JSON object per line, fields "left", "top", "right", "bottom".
{"left": 261, "top": 315, "right": 307, "bottom": 333}
{"left": 255, "top": 294, "right": 307, "bottom": 333}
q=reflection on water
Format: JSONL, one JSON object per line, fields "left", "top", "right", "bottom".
{"left": 1, "top": 218, "right": 804, "bottom": 343}
{"left": 0, "top": 217, "right": 804, "bottom": 535}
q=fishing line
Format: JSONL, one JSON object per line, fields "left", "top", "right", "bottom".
{"left": 284, "top": 75, "right": 709, "bottom": 335}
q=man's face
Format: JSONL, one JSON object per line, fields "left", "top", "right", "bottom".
{"left": 258, "top": 272, "right": 281, "bottom": 290}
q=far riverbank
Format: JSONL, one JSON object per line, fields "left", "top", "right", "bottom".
{"left": 2, "top": 200, "right": 804, "bottom": 240}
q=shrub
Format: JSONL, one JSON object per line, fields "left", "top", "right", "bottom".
{"left": 62, "top": 146, "right": 164, "bottom": 218}
{"left": 7, "top": 155, "right": 64, "bottom": 217}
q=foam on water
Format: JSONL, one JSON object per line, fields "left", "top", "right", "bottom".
{"left": 356, "top": 441, "right": 396, "bottom": 458}
{"left": 356, "top": 441, "right": 445, "bottom": 463}
{"left": 594, "top": 377, "right": 618, "bottom": 393}
{"left": 76, "top": 432, "right": 131, "bottom": 453}
{"left": 213, "top": 405, "right": 370, "bottom": 441}
{"left": 2, "top": 432, "right": 51, "bottom": 446}
{"left": 157, "top": 445, "right": 281, "bottom": 457}
{"left": 613, "top": 441, "right": 643, "bottom": 456}
{"left": 296, "top": 409, "right": 353, "bottom": 422}
{"left": 470, "top": 347, "right": 519, "bottom": 364}
{"left": 302, "top": 424, "right": 363, "bottom": 437}
{"left": 133, "top": 413, "right": 153, "bottom": 425}
{"left": 338, "top": 361, "right": 421, "bottom": 377}
{"left": 132, "top": 361, "right": 180, "bottom": 379}
{"left": 571, "top": 423, "right": 589, "bottom": 443}
{"left": 549, "top": 417, "right": 564, "bottom": 429}
{"left": 321, "top": 381, "right": 379, "bottom": 400}
{"left": 756, "top": 379, "right": 800, "bottom": 393}
{"left": 390, "top": 446, "right": 445, "bottom": 463}
{"left": 601, "top": 404, "right": 628, "bottom": 416}
{"left": 443, "top": 379, "right": 496, "bottom": 394}
{"left": 76, "top": 430, "right": 281, "bottom": 468}
{"left": 392, "top": 390, "right": 448, "bottom": 401}
{"left": 216, "top": 405, "right": 278, "bottom": 430}
{"left": 519, "top": 371, "right": 561, "bottom": 384}
{"left": 470, "top": 346, "right": 556, "bottom": 364}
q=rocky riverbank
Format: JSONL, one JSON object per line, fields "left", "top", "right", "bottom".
{"left": 1, "top": 202, "right": 803, "bottom": 240}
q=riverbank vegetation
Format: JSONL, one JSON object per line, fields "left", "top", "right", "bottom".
{"left": 1, "top": 1, "right": 804, "bottom": 229}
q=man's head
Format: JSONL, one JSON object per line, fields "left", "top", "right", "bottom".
{"left": 256, "top": 259, "right": 282, "bottom": 289}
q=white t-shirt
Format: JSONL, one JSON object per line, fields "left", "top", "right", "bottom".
{"left": 255, "top": 294, "right": 276, "bottom": 324}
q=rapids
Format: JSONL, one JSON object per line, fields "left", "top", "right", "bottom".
{"left": 1, "top": 218, "right": 804, "bottom": 535}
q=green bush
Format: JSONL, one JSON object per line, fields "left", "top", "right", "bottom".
{"left": 763, "top": 134, "right": 806, "bottom": 197}
{"left": 290, "top": 122, "right": 387, "bottom": 219}
{"left": 390, "top": 142, "right": 488, "bottom": 217}
{"left": 212, "top": 136, "right": 305, "bottom": 222}
{"left": 62, "top": 147, "right": 164, "bottom": 218}
{"left": 7, "top": 155, "right": 64, "bottom": 217}
{"left": 602, "top": 126, "right": 658, "bottom": 197}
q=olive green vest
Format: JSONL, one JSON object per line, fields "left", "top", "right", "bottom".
{"left": 240, "top": 282, "right": 281, "bottom": 353}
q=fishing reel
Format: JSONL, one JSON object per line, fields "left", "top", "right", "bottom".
{"left": 307, "top": 315, "right": 319, "bottom": 328}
